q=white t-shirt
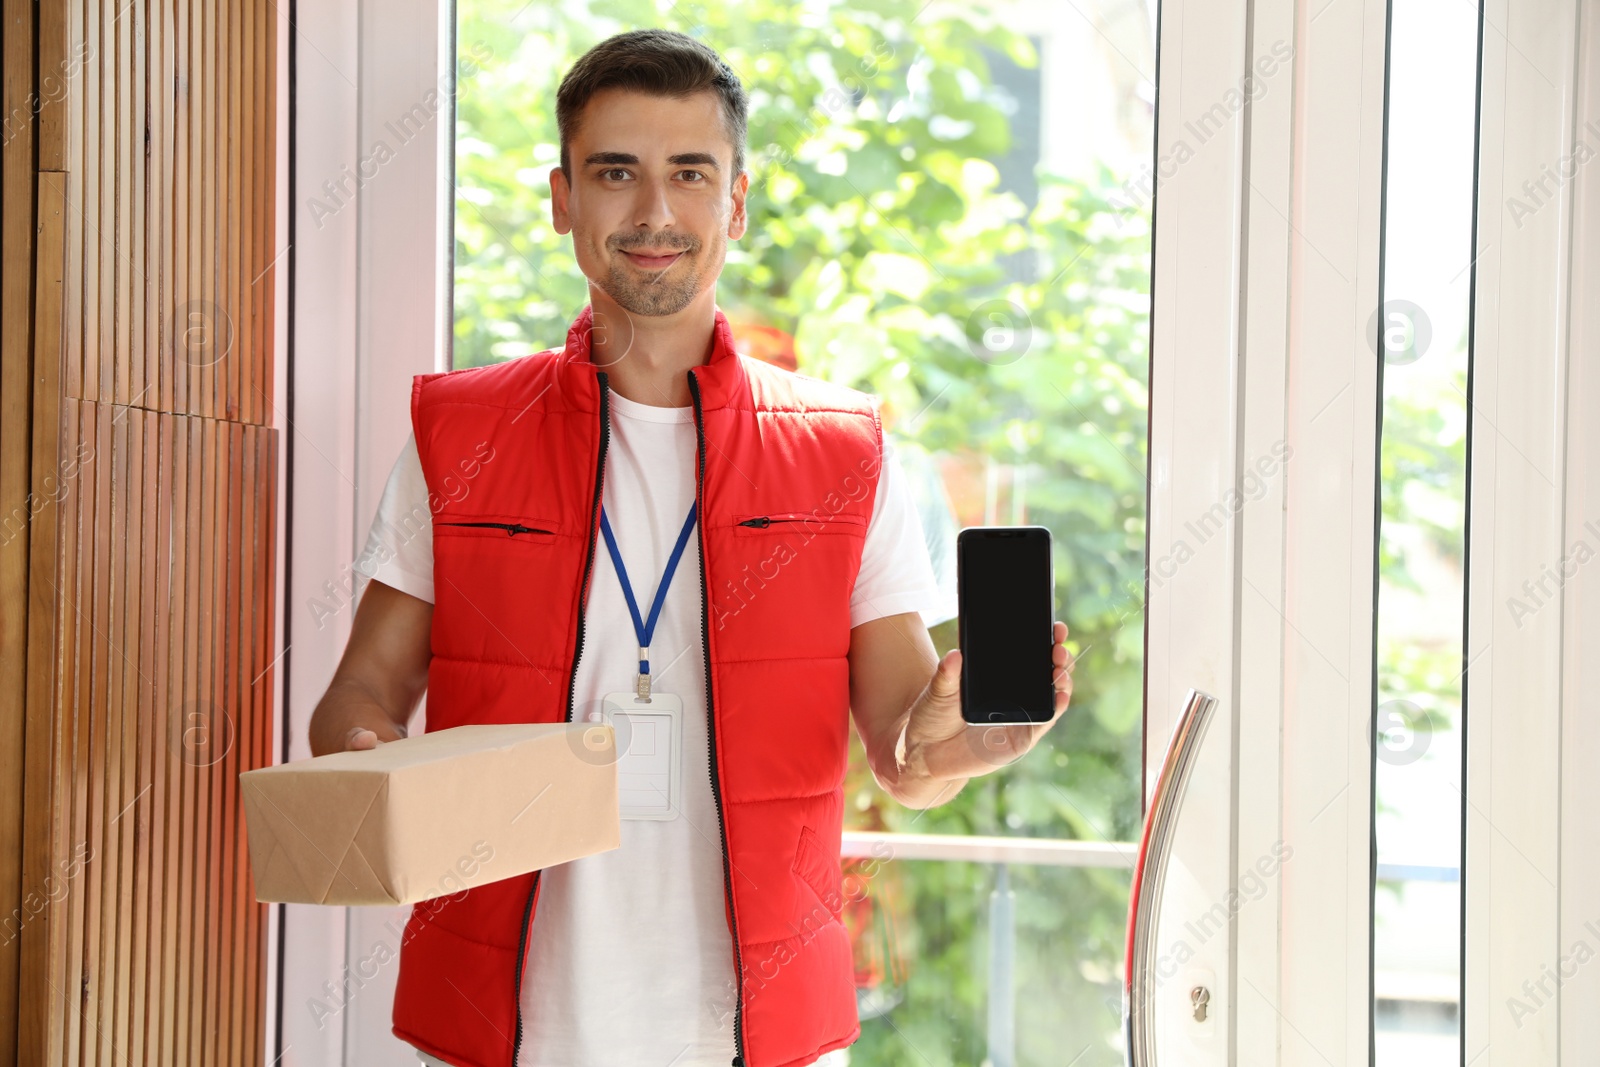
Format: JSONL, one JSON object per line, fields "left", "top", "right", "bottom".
{"left": 356, "top": 386, "right": 941, "bottom": 1067}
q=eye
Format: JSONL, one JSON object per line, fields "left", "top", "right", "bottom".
{"left": 600, "top": 168, "right": 633, "bottom": 182}
{"left": 676, "top": 169, "right": 707, "bottom": 183}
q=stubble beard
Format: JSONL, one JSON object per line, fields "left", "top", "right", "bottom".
{"left": 597, "top": 232, "right": 720, "bottom": 318}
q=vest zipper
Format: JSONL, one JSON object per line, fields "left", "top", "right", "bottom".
{"left": 510, "top": 372, "right": 611, "bottom": 1066}
{"left": 736, "top": 514, "right": 868, "bottom": 529}
{"left": 688, "top": 370, "right": 748, "bottom": 1067}
{"left": 436, "top": 521, "right": 554, "bottom": 537}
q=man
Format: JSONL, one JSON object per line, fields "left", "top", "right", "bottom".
{"left": 308, "top": 28, "right": 1074, "bottom": 1067}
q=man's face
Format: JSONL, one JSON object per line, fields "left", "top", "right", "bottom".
{"left": 551, "top": 88, "right": 749, "bottom": 318}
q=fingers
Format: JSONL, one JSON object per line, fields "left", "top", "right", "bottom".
{"left": 1050, "top": 619, "right": 1074, "bottom": 718}
{"left": 1050, "top": 621, "right": 1076, "bottom": 686}
{"left": 345, "top": 727, "right": 379, "bottom": 751}
{"left": 927, "top": 648, "right": 962, "bottom": 699}
{"left": 344, "top": 721, "right": 408, "bottom": 752}
{"left": 1051, "top": 644, "right": 1075, "bottom": 687}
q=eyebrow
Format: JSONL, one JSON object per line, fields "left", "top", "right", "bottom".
{"left": 583, "top": 151, "right": 722, "bottom": 171}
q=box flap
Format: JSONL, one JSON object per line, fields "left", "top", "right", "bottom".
{"left": 243, "top": 770, "right": 390, "bottom": 903}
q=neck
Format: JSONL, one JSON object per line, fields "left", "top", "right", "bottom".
{"left": 588, "top": 285, "right": 719, "bottom": 408}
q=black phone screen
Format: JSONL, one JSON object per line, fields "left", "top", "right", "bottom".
{"left": 957, "top": 527, "right": 1055, "bottom": 724}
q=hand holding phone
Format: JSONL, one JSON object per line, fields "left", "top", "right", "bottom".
{"left": 890, "top": 527, "right": 1072, "bottom": 796}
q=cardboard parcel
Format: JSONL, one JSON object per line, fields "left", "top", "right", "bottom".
{"left": 240, "top": 723, "right": 621, "bottom": 906}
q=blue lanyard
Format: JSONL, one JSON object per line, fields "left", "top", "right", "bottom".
{"left": 599, "top": 501, "right": 698, "bottom": 698}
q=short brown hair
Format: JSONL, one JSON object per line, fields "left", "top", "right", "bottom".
{"left": 555, "top": 30, "right": 749, "bottom": 187}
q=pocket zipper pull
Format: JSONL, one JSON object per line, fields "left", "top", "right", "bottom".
{"left": 737, "top": 516, "right": 771, "bottom": 528}
{"left": 436, "top": 521, "right": 552, "bottom": 536}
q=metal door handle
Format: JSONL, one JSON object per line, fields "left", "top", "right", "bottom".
{"left": 1123, "top": 688, "right": 1220, "bottom": 1066}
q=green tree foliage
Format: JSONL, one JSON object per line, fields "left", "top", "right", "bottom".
{"left": 1375, "top": 360, "right": 1469, "bottom": 914}
{"left": 455, "top": 1, "right": 1150, "bottom": 1061}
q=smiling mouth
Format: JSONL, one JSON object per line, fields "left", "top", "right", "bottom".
{"left": 619, "top": 249, "right": 687, "bottom": 270}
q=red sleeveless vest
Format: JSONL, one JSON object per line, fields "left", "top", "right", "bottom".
{"left": 391, "top": 306, "right": 883, "bottom": 1067}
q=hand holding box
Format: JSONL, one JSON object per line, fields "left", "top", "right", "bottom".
{"left": 240, "top": 723, "right": 622, "bottom": 906}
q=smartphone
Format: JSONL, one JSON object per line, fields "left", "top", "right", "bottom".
{"left": 956, "top": 526, "right": 1056, "bottom": 725}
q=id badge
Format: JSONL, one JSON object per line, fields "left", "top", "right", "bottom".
{"left": 598, "top": 691, "right": 682, "bottom": 821}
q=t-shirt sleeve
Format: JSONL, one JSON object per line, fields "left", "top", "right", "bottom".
{"left": 354, "top": 432, "right": 436, "bottom": 604}
{"left": 850, "top": 433, "right": 944, "bottom": 629}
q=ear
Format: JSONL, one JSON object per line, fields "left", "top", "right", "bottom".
{"left": 550, "top": 166, "right": 572, "bottom": 235}
{"left": 727, "top": 169, "right": 750, "bottom": 241}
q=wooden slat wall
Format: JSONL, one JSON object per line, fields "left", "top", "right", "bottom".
{"left": 0, "top": 0, "right": 280, "bottom": 1064}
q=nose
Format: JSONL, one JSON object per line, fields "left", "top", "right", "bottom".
{"left": 632, "top": 176, "right": 675, "bottom": 233}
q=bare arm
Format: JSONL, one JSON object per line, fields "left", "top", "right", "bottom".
{"left": 850, "top": 613, "right": 1076, "bottom": 810}
{"left": 848, "top": 611, "right": 965, "bottom": 810}
{"left": 307, "top": 578, "right": 434, "bottom": 756}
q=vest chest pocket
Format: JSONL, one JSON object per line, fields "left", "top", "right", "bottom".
{"left": 430, "top": 518, "right": 566, "bottom": 658}
{"left": 732, "top": 511, "right": 868, "bottom": 537}
{"left": 432, "top": 519, "right": 561, "bottom": 597}
{"left": 713, "top": 512, "right": 867, "bottom": 639}
{"left": 434, "top": 519, "right": 559, "bottom": 545}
